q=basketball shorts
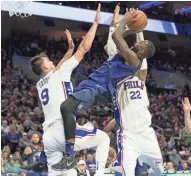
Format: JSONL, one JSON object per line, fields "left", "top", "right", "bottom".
{"left": 72, "top": 79, "right": 107, "bottom": 109}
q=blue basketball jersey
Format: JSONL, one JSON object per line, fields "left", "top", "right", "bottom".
{"left": 88, "top": 54, "right": 140, "bottom": 96}
{"left": 73, "top": 54, "right": 140, "bottom": 107}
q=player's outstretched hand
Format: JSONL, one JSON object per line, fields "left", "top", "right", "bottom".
{"left": 110, "top": 4, "right": 120, "bottom": 27}
{"left": 182, "top": 97, "right": 191, "bottom": 113}
{"left": 124, "top": 8, "right": 138, "bottom": 24}
{"left": 65, "top": 29, "right": 75, "bottom": 50}
{"left": 94, "top": 3, "right": 101, "bottom": 24}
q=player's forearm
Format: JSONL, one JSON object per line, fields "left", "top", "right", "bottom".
{"left": 112, "top": 17, "right": 132, "bottom": 53}
{"left": 74, "top": 22, "right": 98, "bottom": 62}
{"left": 112, "top": 17, "right": 127, "bottom": 40}
{"left": 56, "top": 48, "right": 74, "bottom": 70}
{"left": 106, "top": 27, "right": 117, "bottom": 57}
{"left": 81, "top": 22, "right": 98, "bottom": 52}
{"left": 184, "top": 112, "right": 191, "bottom": 134}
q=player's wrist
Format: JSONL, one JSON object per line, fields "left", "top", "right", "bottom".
{"left": 93, "top": 21, "right": 99, "bottom": 26}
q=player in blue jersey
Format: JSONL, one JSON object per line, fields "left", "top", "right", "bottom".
{"left": 55, "top": 8, "right": 155, "bottom": 171}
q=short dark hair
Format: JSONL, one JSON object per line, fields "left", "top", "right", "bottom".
{"left": 144, "top": 40, "right": 155, "bottom": 58}
{"left": 30, "top": 53, "right": 48, "bottom": 76}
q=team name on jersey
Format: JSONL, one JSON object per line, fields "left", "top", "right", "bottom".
{"left": 124, "top": 80, "right": 144, "bottom": 90}
{"left": 38, "top": 77, "right": 50, "bottom": 88}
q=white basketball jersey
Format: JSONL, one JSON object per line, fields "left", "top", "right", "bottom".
{"left": 36, "top": 57, "right": 79, "bottom": 131}
{"left": 114, "top": 76, "right": 151, "bottom": 133}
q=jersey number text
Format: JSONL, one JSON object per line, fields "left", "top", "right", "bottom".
{"left": 130, "top": 91, "right": 141, "bottom": 100}
{"left": 41, "top": 88, "right": 49, "bottom": 105}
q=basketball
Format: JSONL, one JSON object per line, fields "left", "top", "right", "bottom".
{"left": 127, "top": 10, "right": 148, "bottom": 32}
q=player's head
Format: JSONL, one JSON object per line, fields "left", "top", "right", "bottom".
{"left": 132, "top": 40, "right": 155, "bottom": 60}
{"left": 30, "top": 53, "right": 55, "bottom": 76}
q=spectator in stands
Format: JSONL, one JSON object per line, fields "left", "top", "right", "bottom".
{"left": 168, "top": 136, "right": 176, "bottom": 150}
{"left": 22, "top": 133, "right": 43, "bottom": 166}
{"left": 187, "top": 156, "right": 191, "bottom": 171}
{"left": 19, "top": 132, "right": 31, "bottom": 152}
{"left": 169, "top": 149, "right": 182, "bottom": 167}
{"left": 106, "top": 147, "right": 117, "bottom": 168}
{"left": 177, "top": 161, "right": 190, "bottom": 171}
{"left": 76, "top": 160, "right": 91, "bottom": 176}
{"left": 4, "top": 158, "right": 21, "bottom": 174}
{"left": 7, "top": 125, "right": 20, "bottom": 153}
{"left": 165, "top": 162, "right": 176, "bottom": 173}
{"left": 1, "top": 120, "right": 10, "bottom": 134}
{"left": 161, "top": 141, "right": 170, "bottom": 162}
{"left": 85, "top": 153, "right": 96, "bottom": 176}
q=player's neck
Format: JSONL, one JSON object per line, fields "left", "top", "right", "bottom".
{"left": 40, "top": 71, "right": 49, "bottom": 78}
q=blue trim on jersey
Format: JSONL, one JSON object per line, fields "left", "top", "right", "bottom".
{"left": 112, "top": 92, "right": 121, "bottom": 127}
{"left": 117, "top": 130, "right": 122, "bottom": 165}
{"left": 62, "top": 81, "right": 72, "bottom": 98}
{"left": 75, "top": 127, "right": 97, "bottom": 137}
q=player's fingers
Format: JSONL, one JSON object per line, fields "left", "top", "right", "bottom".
{"left": 65, "top": 30, "right": 71, "bottom": 40}
{"left": 184, "top": 97, "right": 190, "bottom": 104}
{"left": 65, "top": 30, "right": 69, "bottom": 36}
{"left": 114, "top": 4, "right": 120, "bottom": 11}
{"left": 66, "top": 29, "right": 72, "bottom": 37}
{"left": 97, "top": 3, "right": 101, "bottom": 11}
{"left": 182, "top": 100, "right": 185, "bottom": 105}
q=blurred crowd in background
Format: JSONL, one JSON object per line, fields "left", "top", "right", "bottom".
{"left": 43, "top": 1, "right": 191, "bottom": 23}
{"left": 1, "top": 21, "right": 191, "bottom": 176}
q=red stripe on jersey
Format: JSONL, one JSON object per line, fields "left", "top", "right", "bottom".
{"left": 61, "top": 81, "right": 67, "bottom": 100}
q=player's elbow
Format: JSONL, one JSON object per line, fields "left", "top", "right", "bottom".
{"left": 112, "top": 32, "right": 117, "bottom": 41}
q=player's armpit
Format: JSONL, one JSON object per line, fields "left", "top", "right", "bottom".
{"left": 59, "top": 56, "right": 79, "bottom": 76}
{"left": 138, "top": 69, "right": 147, "bottom": 83}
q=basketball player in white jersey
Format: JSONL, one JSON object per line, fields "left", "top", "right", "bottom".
{"left": 30, "top": 5, "right": 101, "bottom": 176}
{"left": 104, "top": 6, "right": 164, "bottom": 176}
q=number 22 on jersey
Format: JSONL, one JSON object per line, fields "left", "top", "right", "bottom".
{"left": 130, "top": 90, "right": 141, "bottom": 100}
